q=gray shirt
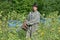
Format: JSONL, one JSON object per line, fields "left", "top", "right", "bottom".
{"left": 26, "top": 11, "right": 40, "bottom": 25}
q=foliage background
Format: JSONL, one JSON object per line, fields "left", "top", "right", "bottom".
{"left": 0, "top": 0, "right": 60, "bottom": 40}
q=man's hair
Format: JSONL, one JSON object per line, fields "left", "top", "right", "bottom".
{"left": 32, "top": 3, "right": 38, "bottom": 7}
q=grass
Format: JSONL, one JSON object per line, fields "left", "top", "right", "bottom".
{"left": 0, "top": 11, "right": 60, "bottom": 40}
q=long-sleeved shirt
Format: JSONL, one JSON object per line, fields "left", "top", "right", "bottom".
{"left": 26, "top": 11, "right": 40, "bottom": 25}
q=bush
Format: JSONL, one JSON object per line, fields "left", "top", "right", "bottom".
{"left": 0, "top": 11, "right": 60, "bottom": 40}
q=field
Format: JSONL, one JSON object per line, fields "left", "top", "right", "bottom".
{"left": 0, "top": 11, "right": 60, "bottom": 40}
{"left": 0, "top": 0, "right": 60, "bottom": 40}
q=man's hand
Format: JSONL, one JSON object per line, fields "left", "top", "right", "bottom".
{"left": 22, "top": 21, "right": 28, "bottom": 31}
{"left": 23, "top": 21, "right": 27, "bottom": 27}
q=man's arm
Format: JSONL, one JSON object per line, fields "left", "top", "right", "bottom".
{"left": 23, "top": 12, "right": 31, "bottom": 26}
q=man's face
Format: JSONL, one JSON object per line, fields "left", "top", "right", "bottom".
{"left": 33, "top": 6, "right": 37, "bottom": 11}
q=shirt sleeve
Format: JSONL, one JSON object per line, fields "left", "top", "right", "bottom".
{"left": 26, "top": 12, "right": 40, "bottom": 25}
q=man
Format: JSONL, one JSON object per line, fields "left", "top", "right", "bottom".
{"left": 23, "top": 3, "right": 40, "bottom": 39}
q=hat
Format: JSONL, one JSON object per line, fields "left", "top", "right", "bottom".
{"left": 32, "top": 3, "right": 38, "bottom": 7}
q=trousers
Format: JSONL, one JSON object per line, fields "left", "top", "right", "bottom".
{"left": 26, "top": 24, "right": 39, "bottom": 39}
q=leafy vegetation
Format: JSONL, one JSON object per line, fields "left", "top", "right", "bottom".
{"left": 0, "top": 0, "right": 60, "bottom": 40}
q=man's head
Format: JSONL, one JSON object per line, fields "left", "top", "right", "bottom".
{"left": 32, "top": 3, "right": 38, "bottom": 11}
